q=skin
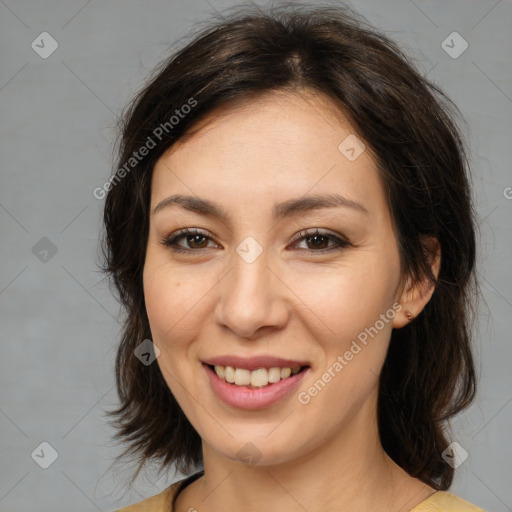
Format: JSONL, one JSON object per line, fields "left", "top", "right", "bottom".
{"left": 143, "top": 90, "right": 441, "bottom": 512}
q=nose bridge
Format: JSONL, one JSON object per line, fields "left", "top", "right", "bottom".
{"left": 215, "top": 235, "right": 287, "bottom": 337}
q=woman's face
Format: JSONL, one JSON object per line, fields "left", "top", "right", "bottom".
{"left": 143, "top": 91, "right": 407, "bottom": 466}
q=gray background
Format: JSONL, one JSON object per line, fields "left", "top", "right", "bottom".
{"left": 0, "top": 0, "right": 510, "bottom": 510}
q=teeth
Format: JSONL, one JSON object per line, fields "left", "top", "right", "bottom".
{"left": 224, "top": 366, "right": 235, "bottom": 383}
{"left": 250, "top": 368, "right": 268, "bottom": 387}
{"left": 235, "top": 368, "right": 251, "bottom": 386}
{"left": 213, "top": 365, "right": 304, "bottom": 387}
{"left": 268, "top": 367, "right": 281, "bottom": 383}
{"left": 214, "top": 365, "right": 225, "bottom": 379}
{"left": 291, "top": 366, "right": 301, "bottom": 375}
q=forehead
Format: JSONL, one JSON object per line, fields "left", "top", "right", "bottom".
{"left": 151, "top": 91, "right": 387, "bottom": 217}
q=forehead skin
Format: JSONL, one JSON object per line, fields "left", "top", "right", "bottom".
{"left": 150, "top": 90, "right": 392, "bottom": 244}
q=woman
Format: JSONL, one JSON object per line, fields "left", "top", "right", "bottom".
{"left": 103, "top": 3, "right": 485, "bottom": 511}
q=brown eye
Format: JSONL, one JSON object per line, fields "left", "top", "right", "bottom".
{"left": 184, "top": 234, "right": 208, "bottom": 249}
{"left": 291, "top": 228, "right": 351, "bottom": 255}
{"left": 161, "top": 228, "right": 217, "bottom": 253}
{"left": 304, "top": 234, "right": 330, "bottom": 250}
{"left": 161, "top": 227, "right": 351, "bottom": 255}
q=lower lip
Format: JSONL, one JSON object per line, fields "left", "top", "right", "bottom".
{"left": 203, "top": 364, "right": 310, "bottom": 410}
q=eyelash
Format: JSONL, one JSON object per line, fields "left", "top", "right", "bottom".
{"left": 160, "top": 228, "right": 351, "bottom": 255}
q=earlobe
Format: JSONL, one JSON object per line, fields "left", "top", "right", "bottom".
{"left": 393, "top": 282, "right": 432, "bottom": 329}
{"left": 392, "top": 237, "right": 441, "bottom": 329}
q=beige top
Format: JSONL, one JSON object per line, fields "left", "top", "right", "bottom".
{"left": 113, "top": 471, "right": 486, "bottom": 512}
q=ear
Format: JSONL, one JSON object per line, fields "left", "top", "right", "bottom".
{"left": 392, "top": 236, "right": 441, "bottom": 329}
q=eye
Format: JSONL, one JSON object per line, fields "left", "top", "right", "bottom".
{"left": 160, "top": 227, "right": 351, "bottom": 254}
{"left": 290, "top": 228, "right": 351, "bottom": 255}
{"left": 160, "top": 228, "right": 217, "bottom": 253}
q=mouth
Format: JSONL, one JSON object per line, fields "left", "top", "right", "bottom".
{"left": 205, "top": 363, "right": 309, "bottom": 389}
{"left": 202, "top": 360, "right": 311, "bottom": 410}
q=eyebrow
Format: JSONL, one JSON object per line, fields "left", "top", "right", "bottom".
{"left": 152, "top": 193, "right": 369, "bottom": 221}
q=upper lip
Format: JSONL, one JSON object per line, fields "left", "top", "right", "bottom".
{"left": 203, "top": 355, "right": 309, "bottom": 371}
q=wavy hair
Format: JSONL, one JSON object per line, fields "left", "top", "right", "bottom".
{"left": 102, "top": 2, "right": 478, "bottom": 490}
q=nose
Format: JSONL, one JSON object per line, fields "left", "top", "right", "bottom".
{"left": 214, "top": 245, "right": 289, "bottom": 340}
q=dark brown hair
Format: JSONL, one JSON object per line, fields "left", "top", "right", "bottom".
{"left": 102, "top": 2, "right": 478, "bottom": 490}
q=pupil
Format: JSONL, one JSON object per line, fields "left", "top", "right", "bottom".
{"left": 189, "top": 235, "right": 206, "bottom": 248}
{"left": 309, "top": 235, "right": 327, "bottom": 249}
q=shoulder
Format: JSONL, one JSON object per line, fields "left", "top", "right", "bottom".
{"left": 411, "top": 491, "right": 487, "bottom": 512}
{"left": 110, "top": 477, "right": 187, "bottom": 512}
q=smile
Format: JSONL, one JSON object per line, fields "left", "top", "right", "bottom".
{"left": 210, "top": 364, "right": 306, "bottom": 388}
{"left": 203, "top": 362, "right": 311, "bottom": 410}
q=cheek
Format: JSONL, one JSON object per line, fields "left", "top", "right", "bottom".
{"left": 143, "top": 267, "right": 191, "bottom": 391}
{"left": 144, "top": 273, "right": 176, "bottom": 331}
{"left": 142, "top": 257, "right": 215, "bottom": 390}
{"left": 295, "top": 269, "right": 396, "bottom": 428}
{"left": 293, "top": 254, "right": 399, "bottom": 408}
{"left": 293, "top": 257, "right": 399, "bottom": 342}
{"left": 143, "top": 266, "right": 196, "bottom": 399}
{"left": 143, "top": 258, "right": 200, "bottom": 341}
